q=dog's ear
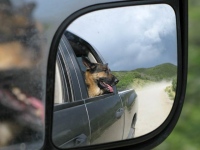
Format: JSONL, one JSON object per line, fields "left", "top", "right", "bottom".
{"left": 82, "top": 57, "right": 96, "bottom": 71}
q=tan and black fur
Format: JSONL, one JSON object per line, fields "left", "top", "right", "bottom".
{"left": 0, "top": 1, "right": 44, "bottom": 147}
{"left": 82, "top": 57, "right": 119, "bottom": 98}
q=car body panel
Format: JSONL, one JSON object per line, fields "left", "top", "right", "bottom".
{"left": 53, "top": 102, "right": 90, "bottom": 148}
{"left": 119, "top": 89, "right": 138, "bottom": 139}
{"left": 85, "top": 94, "right": 124, "bottom": 144}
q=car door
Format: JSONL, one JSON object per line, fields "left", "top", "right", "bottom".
{"left": 52, "top": 36, "right": 90, "bottom": 148}
{"left": 64, "top": 31, "right": 125, "bottom": 145}
{"left": 85, "top": 93, "right": 125, "bottom": 145}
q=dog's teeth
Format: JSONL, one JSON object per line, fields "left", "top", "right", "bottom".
{"left": 25, "top": 99, "right": 31, "bottom": 105}
{"left": 35, "top": 109, "right": 42, "bottom": 117}
{"left": 12, "top": 87, "right": 31, "bottom": 104}
{"left": 17, "top": 93, "right": 26, "bottom": 101}
{"left": 12, "top": 87, "right": 21, "bottom": 96}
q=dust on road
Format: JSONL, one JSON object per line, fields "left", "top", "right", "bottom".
{"left": 134, "top": 81, "right": 174, "bottom": 137}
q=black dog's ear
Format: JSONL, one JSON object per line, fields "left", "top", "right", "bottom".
{"left": 82, "top": 57, "right": 96, "bottom": 70}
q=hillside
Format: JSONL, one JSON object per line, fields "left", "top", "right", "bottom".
{"left": 112, "top": 63, "right": 177, "bottom": 91}
{"left": 134, "top": 63, "right": 177, "bottom": 80}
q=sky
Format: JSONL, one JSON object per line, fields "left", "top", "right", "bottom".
{"left": 67, "top": 4, "right": 177, "bottom": 71}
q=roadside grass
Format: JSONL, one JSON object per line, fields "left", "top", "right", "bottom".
{"left": 165, "top": 85, "right": 175, "bottom": 100}
{"left": 116, "top": 78, "right": 155, "bottom": 91}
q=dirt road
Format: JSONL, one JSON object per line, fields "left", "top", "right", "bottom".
{"left": 134, "top": 81, "right": 174, "bottom": 137}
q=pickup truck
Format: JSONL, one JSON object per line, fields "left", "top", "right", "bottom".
{"left": 52, "top": 31, "right": 138, "bottom": 148}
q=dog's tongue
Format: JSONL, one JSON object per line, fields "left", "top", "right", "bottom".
{"left": 28, "top": 97, "right": 44, "bottom": 123}
{"left": 104, "top": 83, "right": 114, "bottom": 93}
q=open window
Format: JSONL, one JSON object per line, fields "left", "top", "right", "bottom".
{"left": 65, "top": 31, "right": 117, "bottom": 98}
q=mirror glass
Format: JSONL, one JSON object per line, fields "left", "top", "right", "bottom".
{"left": 53, "top": 4, "right": 177, "bottom": 148}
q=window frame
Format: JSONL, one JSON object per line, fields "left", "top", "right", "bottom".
{"left": 54, "top": 45, "right": 75, "bottom": 104}
{"left": 54, "top": 56, "right": 64, "bottom": 104}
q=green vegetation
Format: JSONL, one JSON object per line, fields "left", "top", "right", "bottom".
{"left": 155, "top": 1, "right": 200, "bottom": 149}
{"left": 112, "top": 63, "right": 177, "bottom": 91}
{"left": 135, "top": 63, "right": 177, "bottom": 81}
{"left": 165, "top": 86, "right": 175, "bottom": 100}
{"left": 165, "top": 77, "right": 177, "bottom": 100}
{"left": 172, "top": 77, "right": 177, "bottom": 92}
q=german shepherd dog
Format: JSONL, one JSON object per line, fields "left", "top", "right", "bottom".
{"left": 0, "top": 1, "right": 44, "bottom": 147}
{"left": 82, "top": 57, "right": 119, "bottom": 98}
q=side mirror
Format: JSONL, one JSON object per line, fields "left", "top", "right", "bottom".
{"left": 0, "top": 0, "right": 187, "bottom": 149}
{"left": 52, "top": 2, "right": 187, "bottom": 149}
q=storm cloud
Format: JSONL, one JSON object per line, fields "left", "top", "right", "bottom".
{"left": 68, "top": 4, "right": 177, "bottom": 71}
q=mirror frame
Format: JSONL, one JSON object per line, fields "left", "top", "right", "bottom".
{"left": 46, "top": 0, "right": 188, "bottom": 149}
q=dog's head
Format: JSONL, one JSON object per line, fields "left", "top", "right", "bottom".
{"left": 0, "top": 1, "right": 44, "bottom": 146}
{"left": 82, "top": 57, "right": 119, "bottom": 96}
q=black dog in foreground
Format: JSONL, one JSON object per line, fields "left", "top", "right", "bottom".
{"left": 82, "top": 57, "right": 119, "bottom": 98}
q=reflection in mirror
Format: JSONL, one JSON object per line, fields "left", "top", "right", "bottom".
{"left": 53, "top": 4, "right": 177, "bottom": 148}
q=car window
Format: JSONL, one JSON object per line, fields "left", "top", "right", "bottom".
{"left": 65, "top": 31, "right": 116, "bottom": 98}
{"left": 54, "top": 58, "right": 63, "bottom": 104}
{"left": 65, "top": 31, "right": 97, "bottom": 71}
{"left": 54, "top": 50, "right": 73, "bottom": 104}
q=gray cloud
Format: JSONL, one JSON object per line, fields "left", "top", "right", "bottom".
{"left": 68, "top": 4, "right": 177, "bottom": 71}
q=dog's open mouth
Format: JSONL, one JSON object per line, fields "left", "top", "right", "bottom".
{"left": 0, "top": 87, "right": 44, "bottom": 131}
{"left": 99, "top": 82, "right": 114, "bottom": 93}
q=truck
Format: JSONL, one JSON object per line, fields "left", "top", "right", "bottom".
{"left": 52, "top": 31, "right": 138, "bottom": 148}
